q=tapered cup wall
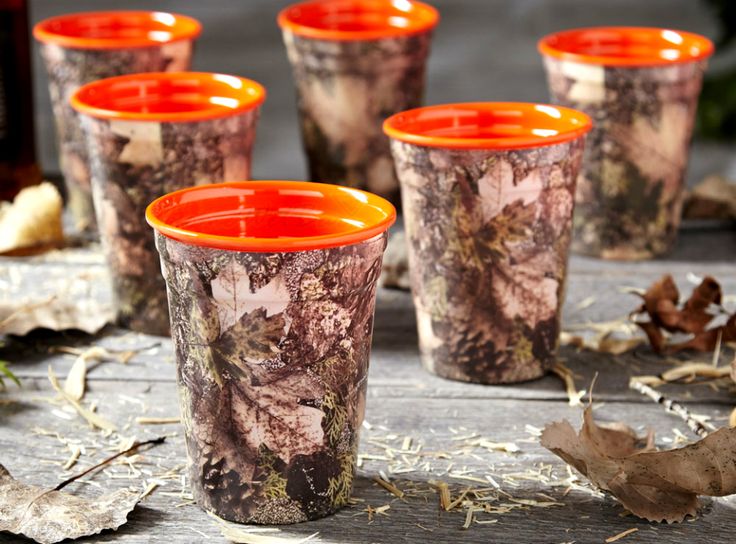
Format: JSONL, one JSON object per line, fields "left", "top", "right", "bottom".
{"left": 281, "top": 27, "right": 434, "bottom": 205}
{"left": 155, "top": 232, "right": 387, "bottom": 523}
{"left": 391, "top": 139, "right": 585, "bottom": 383}
{"left": 37, "top": 39, "right": 196, "bottom": 231}
{"left": 543, "top": 58, "right": 706, "bottom": 259}
{"left": 539, "top": 28, "right": 713, "bottom": 260}
{"left": 80, "top": 112, "right": 259, "bottom": 335}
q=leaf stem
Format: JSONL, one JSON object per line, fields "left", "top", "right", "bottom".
{"left": 54, "top": 436, "right": 166, "bottom": 491}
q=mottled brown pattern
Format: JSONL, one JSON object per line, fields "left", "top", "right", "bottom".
{"left": 543, "top": 57, "right": 707, "bottom": 260}
{"left": 282, "top": 30, "right": 433, "bottom": 207}
{"left": 154, "top": 233, "right": 387, "bottom": 523}
{"left": 81, "top": 112, "right": 260, "bottom": 335}
{"left": 390, "top": 139, "right": 586, "bottom": 384}
{"left": 38, "top": 40, "right": 195, "bottom": 231}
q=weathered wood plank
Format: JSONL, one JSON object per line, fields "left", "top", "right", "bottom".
{"left": 1, "top": 378, "right": 734, "bottom": 543}
{"left": 4, "top": 262, "right": 736, "bottom": 405}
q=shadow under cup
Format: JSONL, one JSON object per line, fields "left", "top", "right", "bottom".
{"left": 34, "top": 10, "right": 202, "bottom": 232}
{"left": 71, "top": 72, "right": 266, "bottom": 335}
{"left": 146, "top": 181, "right": 395, "bottom": 523}
{"left": 539, "top": 27, "right": 715, "bottom": 260}
{"left": 385, "top": 103, "right": 592, "bottom": 385}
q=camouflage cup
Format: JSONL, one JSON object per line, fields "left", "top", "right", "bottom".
{"left": 278, "top": 0, "right": 439, "bottom": 207}
{"left": 385, "top": 103, "right": 591, "bottom": 384}
{"left": 34, "top": 11, "right": 202, "bottom": 232}
{"left": 71, "top": 72, "right": 266, "bottom": 335}
{"left": 539, "top": 27, "right": 715, "bottom": 260}
{"left": 146, "top": 181, "right": 395, "bottom": 523}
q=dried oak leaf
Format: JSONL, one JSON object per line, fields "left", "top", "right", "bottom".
{"left": 0, "top": 464, "right": 141, "bottom": 544}
{"left": 541, "top": 407, "right": 736, "bottom": 523}
{"left": 633, "top": 275, "right": 728, "bottom": 353}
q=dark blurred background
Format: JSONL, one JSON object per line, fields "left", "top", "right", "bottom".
{"left": 29, "top": 0, "right": 736, "bottom": 184}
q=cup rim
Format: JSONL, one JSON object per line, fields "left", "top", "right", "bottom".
{"left": 70, "top": 72, "right": 267, "bottom": 123}
{"left": 383, "top": 102, "right": 592, "bottom": 150}
{"left": 538, "top": 26, "right": 714, "bottom": 67}
{"left": 277, "top": 0, "right": 439, "bottom": 41}
{"left": 146, "top": 181, "right": 397, "bottom": 252}
{"left": 33, "top": 10, "right": 202, "bottom": 50}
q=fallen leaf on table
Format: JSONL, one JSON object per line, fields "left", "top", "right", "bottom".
{"left": 0, "top": 463, "right": 141, "bottom": 544}
{"left": 682, "top": 175, "right": 736, "bottom": 221}
{"left": 560, "top": 331, "right": 645, "bottom": 355}
{"left": 0, "top": 246, "right": 113, "bottom": 335}
{"left": 48, "top": 366, "right": 116, "bottom": 432}
{"left": 63, "top": 355, "right": 87, "bottom": 401}
{"left": 631, "top": 274, "right": 735, "bottom": 353}
{"left": 540, "top": 406, "right": 736, "bottom": 522}
{"left": 0, "top": 183, "right": 64, "bottom": 255}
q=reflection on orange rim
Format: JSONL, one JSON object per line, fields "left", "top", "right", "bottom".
{"left": 70, "top": 72, "right": 266, "bottom": 123}
{"left": 538, "top": 26, "right": 714, "bottom": 67}
{"left": 146, "top": 181, "right": 397, "bottom": 252}
{"left": 278, "top": 0, "right": 439, "bottom": 41}
{"left": 33, "top": 11, "right": 202, "bottom": 50}
{"left": 384, "top": 102, "right": 592, "bottom": 150}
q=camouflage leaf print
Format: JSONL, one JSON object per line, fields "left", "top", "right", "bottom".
{"left": 155, "top": 232, "right": 387, "bottom": 524}
{"left": 543, "top": 57, "right": 707, "bottom": 259}
{"left": 81, "top": 112, "right": 259, "bottom": 335}
{"left": 391, "top": 140, "right": 585, "bottom": 384}
{"left": 39, "top": 41, "right": 194, "bottom": 231}
{"left": 282, "top": 30, "right": 433, "bottom": 207}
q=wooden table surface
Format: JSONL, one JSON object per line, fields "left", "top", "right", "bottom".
{"left": 1, "top": 225, "right": 735, "bottom": 544}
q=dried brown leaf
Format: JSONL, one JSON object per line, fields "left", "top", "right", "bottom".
{"left": 633, "top": 275, "right": 735, "bottom": 354}
{"left": 635, "top": 320, "right": 666, "bottom": 354}
{"left": 0, "top": 463, "right": 140, "bottom": 544}
{"left": 541, "top": 406, "right": 736, "bottom": 522}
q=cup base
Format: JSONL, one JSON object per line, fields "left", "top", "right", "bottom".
{"left": 420, "top": 353, "right": 550, "bottom": 385}
{"left": 195, "top": 487, "right": 345, "bottom": 525}
{"left": 571, "top": 241, "right": 674, "bottom": 261}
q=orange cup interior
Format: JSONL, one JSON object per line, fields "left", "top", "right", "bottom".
{"left": 33, "top": 10, "right": 202, "bottom": 49}
{"left": 384, "top": 102, "right": 592, "bottom": 150}
{"left": 277, "top": 0, "right": 439, "bottom": 40}
{"left": 146, "top": 181, "right": 397, "bottom": 252}
{"left": 70, "top": 72, "right": 266, "bottom": 123}
{"left": 538, "top": 27, "right": 714, "bottom": 66}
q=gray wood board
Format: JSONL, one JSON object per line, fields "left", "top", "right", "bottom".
{"left": 0, "top": 379, "right": 734, "bottom": 544}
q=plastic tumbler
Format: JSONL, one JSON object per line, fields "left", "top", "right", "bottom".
{"left": 278, "top": 0, "right": 439, "bottom": 206}
{"left": 71, "top": 72, "right": 266, "bottom": 335}
{"left": 146, "top": 181, "right": 395, "bottom": 523}
{"left": 539, "top": 27, "right": 714, "bottom": 260}
{"left": 385, "top": 103, "right": 591, "bottom": 384}
{"left": 34, "top": 11, "right": 202, "bottom": 231}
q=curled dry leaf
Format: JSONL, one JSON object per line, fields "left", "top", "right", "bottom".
{"left": 0, "top": 182, "right": 64, "bottom": 255}
{"left": 541, "top": 406, "right": 736, "bottom": 522}
{"left": 0, "top": 247, "right": 114, "bottom": 336}
{"left": 0, "top": 463, "right": 141, "bottom": 544}
{"left": 631, "top": 274, "right": 735, "bottom": 353}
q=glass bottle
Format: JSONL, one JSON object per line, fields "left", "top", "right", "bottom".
{"left": 0, "top": 0, "right": 41, "bottom": 202}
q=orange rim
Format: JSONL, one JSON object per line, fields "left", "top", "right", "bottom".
{"left": 278, "top": 0, "right": 439, "bottom": 41}
{"left": 70, "top": 72, "right": 266, "bottom": 123}
{"left": 146, "top": 181, "right": 397, "bottom": 252}
{"left": 538, "top": 27, "right": 714, "bottom": 67}
{"left": 384, "top": 102, "right": 592, "bottom": 150}
{"left": 33, "top": 11, "right": 201, "bottom": 50}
